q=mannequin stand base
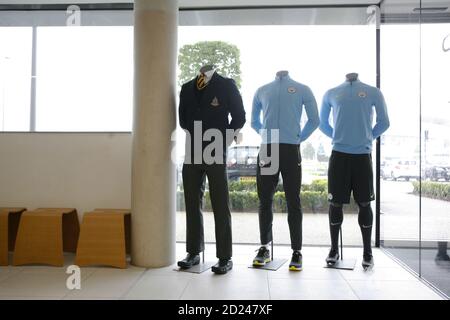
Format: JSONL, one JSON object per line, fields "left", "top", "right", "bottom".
{"left": 324, "top": 259, "right": 356, "bottom": 270}
{"left": 249, "top": 259, "right": 288, "bottom": 271}
{"left": 324, "top": 226, "right": 356, "bottom": 270}
{"left": 175, "top": 262, "right": 215, "bottom": 274}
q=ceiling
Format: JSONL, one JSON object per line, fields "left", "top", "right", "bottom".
{"left": 0, "top": 0, "right": 448, "bottom": 15}
{"left": 0, "top": 0, "right": 381, "bottom": 7}
{"left": 382, "top": 0, "right": 450, "bottom": 14}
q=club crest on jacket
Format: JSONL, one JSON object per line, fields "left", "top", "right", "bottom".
{"left": 211, "top": 97, "right": 220, "bottom": 107}
{"left": 287, "top": 87, "right": 296, "bottom": 94}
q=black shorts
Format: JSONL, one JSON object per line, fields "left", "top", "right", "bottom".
{"left": 327, "top": 150, "right": 374, "bottom": 204}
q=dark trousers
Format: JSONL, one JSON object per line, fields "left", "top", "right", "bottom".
{"left": 257, "top": 144, "right": 303, "bottom": 251}
{"left": 182, "top": 163, "right": 232, "bottom": 260}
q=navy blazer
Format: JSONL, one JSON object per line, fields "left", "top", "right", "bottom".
{"left": 179, "top": 72, "right": 246, "bottom": 156}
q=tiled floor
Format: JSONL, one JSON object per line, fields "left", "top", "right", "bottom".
{"left": 0, "top": 244, "right": 444, "bottom": 300}
{"left": 383, "top": 247, "right": 450, "bottom": 298}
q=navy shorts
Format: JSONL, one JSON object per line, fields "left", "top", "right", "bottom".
{"left": 327, "top": 150, "right": 374, "bottom": 204}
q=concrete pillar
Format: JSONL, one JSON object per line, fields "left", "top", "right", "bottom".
{"left": 131, "top": 0, "right": 178, "bottom": 267}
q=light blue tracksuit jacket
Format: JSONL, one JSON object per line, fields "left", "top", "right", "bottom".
{"left": 319, "top": 79, "right": 390, "bottom": 154}
{"left": 251, "top": 74, "right": 320, "bottom": 144}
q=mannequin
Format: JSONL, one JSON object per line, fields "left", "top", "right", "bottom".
{"left": 346, "top": 72, "right": 359, "bottom": 82}
{"left": 199, "top": 65, "right": 216, "bottom": 84}
{"left": 178, "top": 62, "right": 246, "bottom": 275}
{"left": 251, "top": 68, "right": 320, "bottom": 271}
{"left": 320, "top": 71, "right": 390, "bottom": 270}
{"left": 276, "top": 70, "right": 289, "bottom": 78}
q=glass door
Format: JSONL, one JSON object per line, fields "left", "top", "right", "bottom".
{"left": 420, "top": 19, "right": 450, "bottom": 297}
{"left": 380, "top": 0, "right": 422, "bottom": 275}
{"left": 381, "top": 0, "right": 450, "bottom": 298}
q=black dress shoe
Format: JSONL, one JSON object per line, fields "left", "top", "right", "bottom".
{"left": 211, "top": 259, "right": 233, "bottom": 274}
{"left": 177, "top": 254, "right": 200, "bottom": 269}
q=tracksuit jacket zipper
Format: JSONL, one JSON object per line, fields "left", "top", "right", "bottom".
{"left": 277, "top": 79, "right": 281, "bottom": 136}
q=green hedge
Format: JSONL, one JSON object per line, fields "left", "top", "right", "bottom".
{"left": 301, "top": 179, "right": 327, "bottom": 193}
{"left": 177, "top": 179, "right": 359, "bottom": 213}
{"left": 412, "top": 181, "right": 450, "bottom": 201}
{"left": 228, "top": 180, "right": 257, "bottom": 192}
{"left": 228, "top": 179, "right": 328, "bottom": 193}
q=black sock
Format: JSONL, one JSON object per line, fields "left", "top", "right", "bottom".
{"left": 360, "top": 226, "right": 372, "bottom": 257}
{"left": 358, "top": 204, "right": 373, "bottom": 257}
{"left": 329, "top": 204, "right": 343, "bottom": 252}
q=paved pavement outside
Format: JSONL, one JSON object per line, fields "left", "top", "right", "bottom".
{"left": 381, "top": 180, "right": 450, "bottom": 241}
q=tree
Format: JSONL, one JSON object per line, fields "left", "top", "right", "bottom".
{"left": 178, "top": 41, "right": 242, "bottom": 88}
{"left": 302, "top": 142, "right": 315, "bottom": 160}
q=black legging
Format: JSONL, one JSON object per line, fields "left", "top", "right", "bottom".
{"left": 257, "top": 143, "right": 303, "bottom": 251}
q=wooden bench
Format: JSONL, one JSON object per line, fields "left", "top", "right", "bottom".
{"left": 0, "top": 208, "right": 26, "bottom": 266}
{"left": 13, "top": 208, "right": 79, "bottom": 266}
{"left": 75, "top": 209, "right": 131, "bottom": 269}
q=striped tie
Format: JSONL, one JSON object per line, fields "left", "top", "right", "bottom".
{"left": 196, "top": 73, "right": 208, "bottom": 90}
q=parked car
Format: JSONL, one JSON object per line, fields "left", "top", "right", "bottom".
{"left": 227, "top": 145, "right": 259, "bottom": 181}
{"left": 424, "top": 164, "right": 450, "bottom": 181}
{"left": 383, "top": 159, "right": 420, "bottom": 181}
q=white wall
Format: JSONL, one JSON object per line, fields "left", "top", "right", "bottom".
{"left": 0, "top": 133, "right": 132, "bottom": 219}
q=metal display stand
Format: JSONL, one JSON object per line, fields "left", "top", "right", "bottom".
{"left": 249, "top": 241, "right": 288, "bottom": 271}
{"left": 175, "top": 251, "right": 215, "bottom": 274}
{"left": 324, "top": 227, "right": 356, "bottom": 270}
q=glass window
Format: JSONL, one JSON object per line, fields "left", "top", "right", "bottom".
{"left": 0, "top": 10, "right": 134, "bottom": 132}
{"left": 35, "top": 26, "right": 133, "bottom": 131}
{"left": 176, "top": 8, "right": 377, "bottom": 246}
{"left": 0, "top": 27, "right": 32, "bottom": 131}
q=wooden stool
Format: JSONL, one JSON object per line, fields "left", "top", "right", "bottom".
{"left": 0, "top": 208, "right": 26, "bottom": 266}
{"left": 93, "top": 208, "right": 131, "bottom": 255}
{"left": 75, "top": 209, "right": 131, "bottom": 269}
{"left": 13, "top": 208, "right": 79, "bottom": 267}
